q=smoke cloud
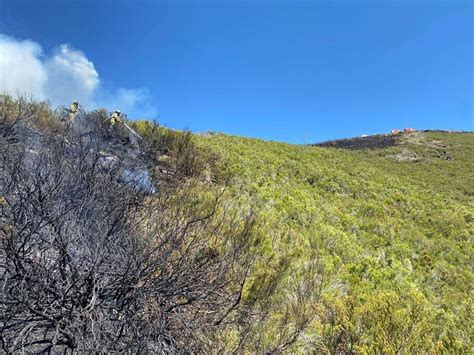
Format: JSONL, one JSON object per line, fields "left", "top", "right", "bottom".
{"left": 0, "top": 34, "right": 157, "bottom": 118}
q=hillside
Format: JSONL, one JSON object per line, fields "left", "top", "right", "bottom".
{"left": 1, "top": 96, "right": 472, "bottom": 353}
{"left": 196, "top": 130, "right": 473, "bottom": 353}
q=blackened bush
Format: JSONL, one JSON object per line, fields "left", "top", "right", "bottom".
{"left": 0, "top": 100, "right": 258, "bottom": 353}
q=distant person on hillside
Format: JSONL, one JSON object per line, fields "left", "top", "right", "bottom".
{"left": 108, "top": 110, "right": 124, "bottom": 127}
{"left": 104, "top": 110, "right": 127, "bottom": 142}
{"left": 67, "top": 100, "right": 79, "bottom": 124}
{"left": 104, "top": 110, "right": 142, "bottom": 146}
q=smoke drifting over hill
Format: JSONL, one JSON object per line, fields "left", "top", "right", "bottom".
{"left": 0, "top": 34, "right": 157, "bottom": 117}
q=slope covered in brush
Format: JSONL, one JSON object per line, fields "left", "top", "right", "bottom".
{"left": 197, "top": 130, "right": 473, "bottom": 353}
{"left": 1, "top": 95, "right": 472, "bottom": 353}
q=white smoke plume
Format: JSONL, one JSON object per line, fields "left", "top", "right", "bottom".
{"left": 0, "top": 34, "right": 157, "bottom": 118}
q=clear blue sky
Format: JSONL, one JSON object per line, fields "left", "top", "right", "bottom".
{"left": 1, "top": 0, "right": 472, "bottom": 143}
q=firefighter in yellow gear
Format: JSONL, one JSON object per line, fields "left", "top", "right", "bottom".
{"left": 104, "top": 110, "right": 126, "bottom": 140}
{"left": 108, "top": 110, "right": 123, "bottom": 126}
{"left": 68, "top": 100, "right": 79, "bottom": 123}
{"left": 104, "top": 110, "right": 142, "bottom": 146}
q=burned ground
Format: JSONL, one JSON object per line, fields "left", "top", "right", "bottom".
{"left": 313, "top": 133, "right": 400, "bottom": 150}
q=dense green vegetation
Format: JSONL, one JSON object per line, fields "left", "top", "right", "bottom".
{"left": 196, "top": 130, "right": 473, "bottom": 353}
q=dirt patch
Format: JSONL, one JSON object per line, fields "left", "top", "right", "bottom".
{"left": 385, "top": 132, "right": 455, "bottom": 162}
{"left": 390, "top": 149, "right": 422, "bottom": 162}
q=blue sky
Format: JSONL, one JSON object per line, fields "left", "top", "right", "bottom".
{"left": 0, "top": 0, "right": 472, "bottom": 143}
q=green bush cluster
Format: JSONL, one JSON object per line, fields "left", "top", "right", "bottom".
{"left": 196, "top": 131, "right": 473, "bottom": 352}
